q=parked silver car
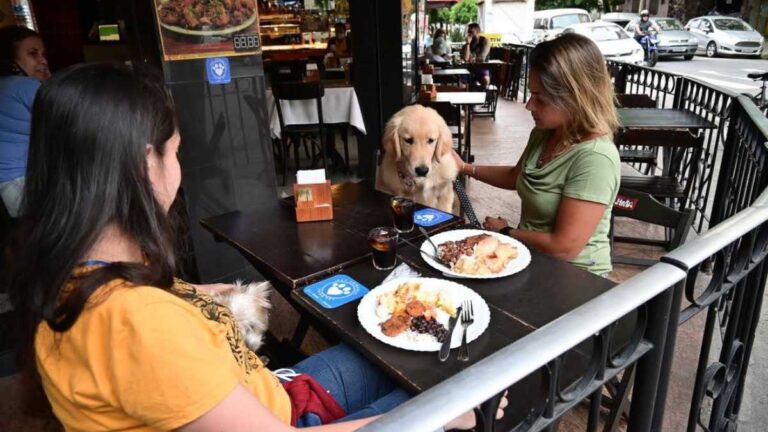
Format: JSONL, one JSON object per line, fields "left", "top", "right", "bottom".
{"left": 685, "top": 16, "right": 764, "bottom": 58}
{"left": 625, "top": 17, "right": 698, "bottom": 60}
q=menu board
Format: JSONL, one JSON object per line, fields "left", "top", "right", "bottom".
{"left": 153, "top": 0, "right": 262, "bottom": 61}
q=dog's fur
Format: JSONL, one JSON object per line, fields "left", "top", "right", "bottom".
{"left": 211, "top": 280, "right": 272, "bottom": 352}
{"left": 376, "top": 105, "right": 459, "bottom": 213}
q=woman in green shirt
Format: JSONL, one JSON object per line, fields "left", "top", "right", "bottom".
{"left": 454, "top": 33, "right": 620, "bottom": 275}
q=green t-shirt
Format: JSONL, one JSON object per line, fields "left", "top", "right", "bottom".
{"left": 516, "top": 129, "right": 620, "bottom": 275}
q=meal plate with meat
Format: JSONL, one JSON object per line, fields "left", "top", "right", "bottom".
{"left": 157, "top": 0, "right": 258, "bottom": 37}
{"left": 421, "top": 229, "right": 531, "bottom": 279}
{"left": 357, "top": 278, "right": 489, "bottom": 352}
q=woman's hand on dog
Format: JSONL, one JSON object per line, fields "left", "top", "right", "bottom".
{"left": 451, "top": 150, "right": 466, "bottom": 173}
{"left": 483, "top": 216, "right": 509, "bottom": 232}
{"left": 193, "top": 283, "right": 235, "bottom": 296}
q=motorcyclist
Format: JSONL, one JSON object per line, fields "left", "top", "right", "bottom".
{"left": 633, "top": 10, "right": 660, "bottom": 58}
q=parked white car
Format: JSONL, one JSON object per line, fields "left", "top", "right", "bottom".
{"left": 563, "top": 22, "right": 644, "bottom": 65}
{"left": 685, "top": 16, "right": 764, "bottom": 58}
{"left": 532, "top": 8, "right": 591, "bottom": 44}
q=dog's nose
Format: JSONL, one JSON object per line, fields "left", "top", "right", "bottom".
{"left": 414, "top": 165, "right": 430, "bottom": 177}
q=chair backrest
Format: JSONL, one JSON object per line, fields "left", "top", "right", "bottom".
{"left": 267, "top": 60, "right": 307, "bottom": 84}
{"left": 615, "top": 93, "right": 657, "bottom": 108}
{"left": 613, "top": 187, "right": 694, "bottom": 249}
{"left": 272, "top": 81, "right": 325, "bottom": 136}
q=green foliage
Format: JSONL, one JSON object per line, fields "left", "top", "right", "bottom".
{"left": 451, "top": 0, "right": 478, "bottom": 24}
{"left": 449, "top": 27, "right": 465, "bottom": 42}
{"left": 428, "top": 8, "right": 453, "bottom": 25}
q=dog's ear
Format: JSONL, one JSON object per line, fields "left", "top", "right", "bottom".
{"left": 383, "top": 110, "right": 403, "bottom": 160}
{"left": 434, "top": 111, "right": 453, "bottom": 163}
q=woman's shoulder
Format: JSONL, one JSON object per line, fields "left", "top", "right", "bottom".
{"left": 576, "top": 134, "right": 620, "bottom": 163}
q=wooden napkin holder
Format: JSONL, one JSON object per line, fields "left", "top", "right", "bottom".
{"left": 294, "top": 180, "right": 333, "bottom": 222}
{"left": 418, "top": 84, "right": 437, "bottom": 101}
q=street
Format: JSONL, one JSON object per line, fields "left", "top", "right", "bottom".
{"left": 653, "top": 55, "right": 768, "bottom": 96}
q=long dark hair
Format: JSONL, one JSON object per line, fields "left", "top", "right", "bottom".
{"left": 11, "top": 62, "right": 178, "bottom": 344}
{"left": 0, "top": 25, "right": 40, "bottom": 76}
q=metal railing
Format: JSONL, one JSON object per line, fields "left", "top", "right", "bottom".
{"left": 360, "top": 95, "right": 768, "bottom": 432}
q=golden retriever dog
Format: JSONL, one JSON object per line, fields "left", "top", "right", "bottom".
{"left": 376, "top": 105, "right": 459, "bottom": 213}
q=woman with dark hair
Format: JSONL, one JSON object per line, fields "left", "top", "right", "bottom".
{"left": 12, "top": 62, "right": 501, "bottom": 431}
{"left": 0, "top": 25, "right": 50, "bottom": 216}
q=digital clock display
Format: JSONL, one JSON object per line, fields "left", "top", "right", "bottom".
{"left": 233, "top": 34, "right": 261, "bottom": 53}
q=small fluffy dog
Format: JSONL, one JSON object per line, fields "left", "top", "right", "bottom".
{"left": 376, "top": 105, "right": 459, "bottom": 213}
{"left": 211, "top": 280, "right": 273, "bottom": 352}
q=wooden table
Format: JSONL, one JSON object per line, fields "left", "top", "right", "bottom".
{"left": 200, "top": 181, "right": 463, "bottom": 346}
{"left": 436, "top": 91, "right": 487, "bottom": 164}
{"left": 617, "top": 108, "right": 717, "bottom": 130}
{"left": 291, "top": 231, "right": 625, "bottom": 430}
{"left": 201, "top": 181, "right": 631, "bottom": 430}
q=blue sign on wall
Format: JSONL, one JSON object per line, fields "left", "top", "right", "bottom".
{"left": 414, "top": 208, "right": 453, "bottom": 227}
{"left": 206, "top": 57, "right": 231, "bottom": 85}
{"left": 303, "top": 274, "right": 369, "bottom": 309}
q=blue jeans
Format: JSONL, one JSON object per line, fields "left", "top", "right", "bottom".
{"left": 291, "top": 344, "right": 411, "bottom": 427}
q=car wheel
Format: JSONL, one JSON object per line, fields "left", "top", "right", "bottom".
{"left": 684, "top": 54, "right": 694, "bottom": 60}
{"left": 706, "top": 41, "right": 717, "bottom": 57}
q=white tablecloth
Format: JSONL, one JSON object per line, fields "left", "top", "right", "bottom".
{"left": 267, "top": 86, "right": 367, "bottom": 138}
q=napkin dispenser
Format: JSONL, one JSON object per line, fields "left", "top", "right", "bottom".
{"left": 418, "top": 83, "right": 437, "bottom": 101}
{"left": 294, "top": 170, "right": 333, "bottom": 222}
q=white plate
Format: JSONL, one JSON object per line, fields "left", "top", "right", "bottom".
{"left": 420, "top": 229, "right": 531, "bottom": 279}
{"left": 357, "top": 278, "right": 490, "bottom": 352}
{"left": 158, "top": 11, "right": 258, "bottom": 37}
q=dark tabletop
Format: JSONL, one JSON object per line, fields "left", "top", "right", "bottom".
{"left": 200, "top": 181, "right": 462, "bottom": 293}
{"left": 618, "top": 108, "right": 717, "bottom": 129}
{"left": 291, "top": 239, "right": 621, "bottom": 426}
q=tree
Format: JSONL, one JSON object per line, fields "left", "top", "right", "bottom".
{"left": 451, "top": 0, "right": 478, "bottom": 25}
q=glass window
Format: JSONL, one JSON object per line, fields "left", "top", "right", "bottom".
{"left": 587, "top": 25, "right": 629, "bottom": 41}
{"left": 687, "top": 19, "right": 700, "bottom": 30}
{"left": 713, "top": 19, "right": 751, "bottom": 31}
{"left": 551, "top": 14, "right": 590, "bottom": 29}
{"left": 534, "top": 18, "right": 547, "bottom": 30}
{"left": 654, "top": 18, "right": 683, "bottom": 31}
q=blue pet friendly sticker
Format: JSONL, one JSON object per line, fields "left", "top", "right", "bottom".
{"left": 205, "top": 57, "right": 231, "bottom": 85}
{"left": 414, "top": 208, "right": 453, "bottom": 227}
{"left": 303, "top": 274, "right": 369, "bottom": 309}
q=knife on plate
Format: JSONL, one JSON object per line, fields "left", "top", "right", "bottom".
{"left": 439, "top": 306, "right": 462, "bottom": 362}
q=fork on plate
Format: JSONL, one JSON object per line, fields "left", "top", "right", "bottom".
{"left": 457, "top": 300, "right": 474, "bottom": 362}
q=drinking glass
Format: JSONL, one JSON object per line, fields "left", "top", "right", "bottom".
{"left": 368, "top": 227, "right": 398, "bottom": 270}
{"left": 390, "top": 196, "right": 415, "bottom": 233}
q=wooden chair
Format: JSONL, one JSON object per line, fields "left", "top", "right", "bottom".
{"left": 266, "top": 60, "right": 307, "bottom": 84}
{"left": 617, "top": 129, "right": 704, "bottom": 208}
{"left": 468, "top": 63, "right": 502, "bottom": 120}
{"left": 273, "top": 81, "right": 326, "bottom": 185}
{"left": 611, "top": 187, "right": 695, "bottom": 266}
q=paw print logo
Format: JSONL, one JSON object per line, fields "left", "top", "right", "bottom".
{"left": 416, "top": 214, "right": 436, "bottom": 223}
{"left": 211, "top": 61, "right": 227, "bottom": 78}
{"left": 325, "top": 282, "right": 353, "bottom": 297}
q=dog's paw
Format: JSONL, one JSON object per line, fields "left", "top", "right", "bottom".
{"left": 215, "top": 280, "right": 273, "bottom": 352}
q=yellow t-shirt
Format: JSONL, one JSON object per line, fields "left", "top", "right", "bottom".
{"left": 35, "top": 276, "right": 292, "bottom": 431}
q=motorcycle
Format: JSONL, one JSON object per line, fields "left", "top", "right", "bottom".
{"left": 639, "top": 31, "right": 659, "bottom": 67}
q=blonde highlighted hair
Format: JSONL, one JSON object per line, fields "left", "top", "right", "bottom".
{"left": 529, "top": 33, "right": 619, "bottom": 145}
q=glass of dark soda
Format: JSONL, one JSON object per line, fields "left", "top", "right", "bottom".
{"left": 390, "top": 196, "right": 415, "bottom": 233}
{"left": 368, "top": 227, "right": 398, "bottom": 270}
